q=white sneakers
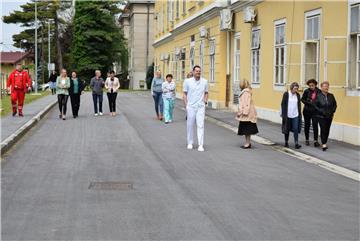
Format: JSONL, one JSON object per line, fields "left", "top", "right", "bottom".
{"left": 94, "top": 113, "right": 98, "bottom": 116}
{"left": 99, "top": 112, "right": 103, "bottom": 116}
{"left": 187, "top": 144, "right": 205, "bottom": 152}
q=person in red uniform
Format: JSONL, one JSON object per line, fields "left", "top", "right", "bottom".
{"left": 6, "top": 63, "right": 32, "bottom": 117}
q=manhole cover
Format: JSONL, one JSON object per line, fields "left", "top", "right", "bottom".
{"left": 89, "top": 182, "right": 133, "bottom": 190}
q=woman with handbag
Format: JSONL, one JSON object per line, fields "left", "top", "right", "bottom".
{"left": 281, "top": 82, "right": 302, "bottom": 149}
{"left": 236, "top": 79, "right": 258, "bottom": 149}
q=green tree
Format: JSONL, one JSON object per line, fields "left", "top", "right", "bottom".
{"left": 70, "top": 0, "right": 127, "bottom": 82}
{"left": 3, "top": 0, "right": 73, "bottom": 72}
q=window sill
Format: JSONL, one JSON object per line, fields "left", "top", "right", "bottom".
{"left": 273, "top": 84, "right": 286, "bottom": 92}
{"left": 346, "top": 88, "right": 360, "bottom": 96}
{"left": 251, "top": 82, "right": 260, "bottom": 88}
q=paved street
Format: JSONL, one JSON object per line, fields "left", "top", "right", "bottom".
{"left": 1, "top": 92, "right": 359, "bottom": 240}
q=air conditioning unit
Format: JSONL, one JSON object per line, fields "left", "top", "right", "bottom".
{"left": 243, "top": 6, "right": 256, "bottom": 23}
{"left": 220, "top": 9, "right": 233, "bottom": 31}
{"left": 199, "top": 26, "right": 208, "bottom": 38}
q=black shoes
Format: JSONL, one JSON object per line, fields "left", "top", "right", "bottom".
{"left": 284, "top": 142, "right": 289, "bottom": 148}
{"left": 12, "top": 111, "right": 17, "bottom": 117}
{"left": 314, "top": 141, "right": 320, "bottom": 147}
{"left": 241, "top": 144, "right": 252, "bottom": 149}
{"left": 295, "top": 144, "right": 302, "bottom": 149}
{"left": 305, "top": 140, "right": 310, "bottom": 146}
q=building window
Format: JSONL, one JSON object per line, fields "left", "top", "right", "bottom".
{"left": 209, "top": 39, "right": 216, "bottom": 83}
{"left": 233, "top": 33, "right": 241, "bottom": 84}
{"left": 190, "top": 36, "right": 195, "bottom": 70}
{"left": 274, "top": 20, "right": 286, "bottom": 85}
{"left": 251, "top": 28, "right": 261, "bottom": 84}
{"left": 176, "top": 0, "right": 180, "bottom": 19}
{"left": 349, "top": 4, "right": 360, "bottom": 89}
{"left": 199, "top": 40, "right": 205, "bottom": 69}
{"left": 182, "top": 0, "right": 186, "bottom": 15}
{"left": 181, "top": 48, "right": 186, "bottom": 80}
{"left": 304, "top": 10, "right": 321, "bottom": 84}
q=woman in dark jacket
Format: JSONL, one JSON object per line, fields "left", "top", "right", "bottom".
{"left": 301, "top": 79, "right": 321, "bottom": 147}
{"left": 281, "top": 82, "right": 302, "bottom": 149}
{"left": 315, "top": 81, "right": 337, "bottom": 151}
{"left": 69, "top": 71, "right": 85, "bottom": 118}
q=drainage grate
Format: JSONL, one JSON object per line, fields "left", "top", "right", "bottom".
{"left": 88, "top": 182, "right": 133, "bottom": 191}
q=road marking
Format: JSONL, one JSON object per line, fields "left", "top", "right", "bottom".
{"left": 179, "top": 106, "right": 360, "bottom": 182}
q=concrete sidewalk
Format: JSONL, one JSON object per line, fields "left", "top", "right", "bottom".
{"left": 1, "top": 94, "right": 57, "bottom": 154}
{"left": 174, "top": 99, "right": 359, "bottom": 173}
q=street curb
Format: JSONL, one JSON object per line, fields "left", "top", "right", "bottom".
{"left": 179, "top": 107, "right": 360, "bottom": 182}
{"left": 1, "top": 99, "right": 57, "bottom": 156}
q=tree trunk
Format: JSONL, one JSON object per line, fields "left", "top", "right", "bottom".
{"left": 55, "top": 15, "right": 63, "bottom": 71}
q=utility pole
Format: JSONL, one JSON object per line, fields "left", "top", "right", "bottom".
{"left": 34, "top": 0, "right": 38, "bottom": 94}
{"left": 48, "top": 21, "right": 51, "bottom": 78}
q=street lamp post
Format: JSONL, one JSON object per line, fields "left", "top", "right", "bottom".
{"left": 34, "top": 0, "right": 39, "bottom": 94}
{"left": 48, "top": 20, "right": 51, "bottom": 78}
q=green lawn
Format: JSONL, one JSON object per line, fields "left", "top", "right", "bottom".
{"left": 0, "top": 90, "right": 51, "bottom": 117}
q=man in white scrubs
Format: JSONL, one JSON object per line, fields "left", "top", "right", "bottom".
{"left": 183, "top": 65, "right": 209, "bottom": 152}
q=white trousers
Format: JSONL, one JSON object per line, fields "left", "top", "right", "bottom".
{"left": 186, "top": 105, "right": 205, "bottom": 146}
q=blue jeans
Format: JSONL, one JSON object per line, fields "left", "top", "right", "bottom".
{"left": 285, "top": 117, "right": 299, "bottom": 144}
{"left": 163, "top": 98, "right": 174, "bottom": 122}
{"left": 92, "top": 93, "right": 103, "bottom": 113}
{"left": 152, "top": 91, "right": 163, "bottom": 116}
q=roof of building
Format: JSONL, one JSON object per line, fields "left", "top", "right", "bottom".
{"left": 0, "top": 51, "right": 33, "bottom": 64}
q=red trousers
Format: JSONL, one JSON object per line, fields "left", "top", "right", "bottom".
{"left": 11, "top": 89, "right": 25, "bottom": 113}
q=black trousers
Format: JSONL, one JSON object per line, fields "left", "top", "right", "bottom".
{"left": 57, "top": 94, "right": 69, "bottom": 115}
{"left": 107, "top": 92, "right": 117, "bottom": 112}
{"left": 70, "top": 93, "right": 81, "bottom": 117}
{"left": 319, "top": 117, "right": 333, "bottom": 144}
{"left": 304, "top": 111, "right": 319, "bottom": 141}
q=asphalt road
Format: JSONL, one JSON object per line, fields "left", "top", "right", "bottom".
{"left": 2, "top": 92, "right": 359, "bottom": 240}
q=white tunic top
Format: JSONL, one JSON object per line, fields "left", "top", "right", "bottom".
{"left": 162, "top": 80, "right": 176, "bottom": 99}
{"left": 287, "top": 91, "right": 299, "bottom": 118}
{"left": 183, "top": 77, "right": 208, "bottom": 108}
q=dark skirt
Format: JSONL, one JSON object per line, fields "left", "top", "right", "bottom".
{"left": 238, "top": 121, "right": 259, "bottom": 135}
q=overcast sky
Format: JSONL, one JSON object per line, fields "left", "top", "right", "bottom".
{"left": 1, "top": 0, "right": 28, "bottom": 52}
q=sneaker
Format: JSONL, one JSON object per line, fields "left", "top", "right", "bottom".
{"left": 99, "top": 112, "right": 103, "bottom": 116}
{"left": 198, "top": 145, "right": 205, "bottom": 152}
{"left": 295, "top": 144, "right": 302, "bottom": 149}
{"left": 169, "top": 120, "right": 173, "bottom": 123}
{"left": 94, "top": 113, "right": 98, "bottom": 117}
{"left": 165, "top": 121, "right": 169, "bottom": 124}
{"left": 19, "top": 112, "right": 24, "bottom": 117}
{"left": 305, "top": 140, "right": 310, "bottom": 146}
{"left": 314, "top": 141, "right": 320, "bottom": 147}
{"left": 12, "top": 111, "right": 17, "bottom": 117}
{"left": 187, "top": 144, "right": 193, "bottom": 150}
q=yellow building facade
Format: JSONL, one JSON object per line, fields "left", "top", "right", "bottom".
{"left": 153, "top": 0, "right": 360, "bottom": 145}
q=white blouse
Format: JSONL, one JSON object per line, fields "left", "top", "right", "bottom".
{"left": 287, "top": 91, "right": 299, "bottom": 118}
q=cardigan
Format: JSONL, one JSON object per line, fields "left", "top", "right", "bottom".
{"left": 56, "top": 76, "right": 70, "bottom": 95}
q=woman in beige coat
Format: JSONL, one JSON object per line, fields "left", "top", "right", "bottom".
{"left": 236, "top": 79, "right": 258, "bottom": 149}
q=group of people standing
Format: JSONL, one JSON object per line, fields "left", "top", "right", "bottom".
{"left": 281, "top": 79, "right": 337, "bottom": 151}
{"left": 151, "top": 65, "right": 337, "bottom": 152}
{"left": 53, "top": 69, "right": 120, "bottom": 120}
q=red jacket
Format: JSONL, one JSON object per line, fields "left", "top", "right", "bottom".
{"left": 6, "top": 69, "right": 31, "bottom": 92}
